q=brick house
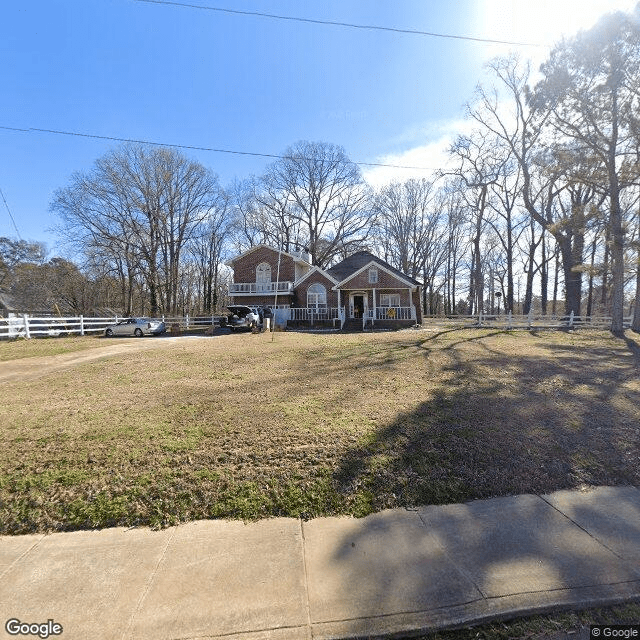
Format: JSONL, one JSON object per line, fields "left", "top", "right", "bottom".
{"left": 226, "top": 245, "right": 422, "bottom": 330}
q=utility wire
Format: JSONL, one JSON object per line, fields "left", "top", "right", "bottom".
{"left": 0, "top": 186, "right": 22, "bottom": 240}
{"left": 133, "top": 0, "right": 544, "bottom": 48}
{"left": 0, "top": 125, "right": 438, "bottom": 171}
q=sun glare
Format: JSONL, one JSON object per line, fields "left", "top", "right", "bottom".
{"left": 478, "top": 0, "right": 637, "bottom": 47}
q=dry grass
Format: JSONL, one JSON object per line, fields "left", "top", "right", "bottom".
{"left": 1, "top": 327, "right": 639, "bottom": 533}
{"left": 0, "top": 334, "right": 104, "bottom": 361}
{"left": 420, "top": 600, "right": 640, "bottom": 639}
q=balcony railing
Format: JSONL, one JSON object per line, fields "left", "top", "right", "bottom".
{"left": 229, "top": 281, "right": 294, "bottom": 294}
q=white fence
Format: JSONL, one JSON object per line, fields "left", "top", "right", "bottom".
{"left": 471, "top": 311, "right": 633, "bottom": 330}
{"left": 1, "top": 311, "right": 635, "bottom": 339}
{"left": 0, "top": 315, "right": 118, "bottom": 339}
{"left": 0, "top": 314, "right": 224, "bottom": 340}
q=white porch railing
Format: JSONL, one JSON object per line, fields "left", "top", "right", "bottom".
{"left": 374, "top": 307, "right": 414, "bottom": 321}
{"left": 289, "top": 307, "right": 340, "bottom": 321}
{"left": 229, "top": 281, "right": 293, "bottom": 294}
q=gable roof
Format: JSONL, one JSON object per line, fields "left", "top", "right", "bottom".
{"left": 326, "top": 251, "right": 421, "bottom": 287}
{"left": 294, "top": 265, "right": 338, "bottom": 287}
{"left": 226, "top": 244, "right": 312, "bottom": 267}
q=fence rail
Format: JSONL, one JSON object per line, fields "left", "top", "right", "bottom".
{"left": 0, "top": 315, "right": 117, "bottom": 339}
{"left": 0, "top": 314, "right": 224, "bottom": 340}
{"left": 1, "top": 311, "right": 635, "bottom": 339}
{"left": 472, "top": 311, "right": 633, "bottom": 330}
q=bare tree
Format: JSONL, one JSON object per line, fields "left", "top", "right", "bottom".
{"left": 188, "top": 189, "right": 231, "bottom": 314}
{"left": 470, "top": 54, "right": 609, "bottom": 318}
{"left": 448, "top": 130, "right": 505, "bottom": 315}
{"left": 0, "top": 237, "right": 47, "bottom": 291}
{"left": 441, "top": 185, "right": 469, "bottom": 314}
{"left": 51, "top": 144, "right": 222, "bottom": 316}
{"left": 374, "top": 177, "right": 439, "bottom": 279}
{"left": 260, "top": 141, "right": 373, "bottom": 267}
{"left": 531, "top": 10, "right": 640, "bottom": 333}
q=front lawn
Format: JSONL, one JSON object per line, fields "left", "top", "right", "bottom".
{"left": 1, "top": 328, "right": 639, "bottom": 533}
{"left": 0, "top": 334, "right": 103, "bottom": 361}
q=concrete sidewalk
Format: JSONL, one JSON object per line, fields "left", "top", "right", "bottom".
{"left": 2, "top": 485, "right": 640, "bottom": 640}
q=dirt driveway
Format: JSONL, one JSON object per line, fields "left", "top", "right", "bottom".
{"left": 0, "top": 335, "right": 217, "bottom": 383}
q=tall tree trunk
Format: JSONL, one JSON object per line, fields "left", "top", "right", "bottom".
{"left": 609, "top": 182, "right": 625, "bottom": 334}
{"left": 552, "top": 245, "right": 560, "bottom": 316}
{"left": 540, "top": 231, "right": 548, "bottom": 315}
{"left": 632, "top": 250, "right": 640, "bottom": 333}
{"left": 560, "top": 233, "right": 583, "bottom": 317}
{"left": 586, "top": 235, "right": 597, "bottom": 317}
{"left": 608, "top": 93, "right": 625, "bottom": 336}
{"left": 601, "top": 226, "right": 610, "bottom": 311}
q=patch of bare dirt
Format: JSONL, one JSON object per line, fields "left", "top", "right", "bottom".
{"left": 0, "top": 336, "right": 215, "bottom": 383}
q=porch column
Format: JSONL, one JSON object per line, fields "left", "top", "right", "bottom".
{"left": 372, "top": 288, "right": 376, "bottom": 325}
{"left": 410, "top": 287, "right": 416, "bottom": 320}
{"left": 337, "top": 288, "right": 341, "bottom": 316}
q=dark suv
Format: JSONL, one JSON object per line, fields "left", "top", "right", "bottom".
{"left": 222, "top": 305, "right": 262, "bottom": 332}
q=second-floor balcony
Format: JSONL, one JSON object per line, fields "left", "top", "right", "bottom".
{"left": 229, "top": 281, "right": 294, "bottom": 295}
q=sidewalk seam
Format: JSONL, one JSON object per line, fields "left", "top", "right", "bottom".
{"left": 299, "top": 518, "right": 314, "bottom": 640}
{"left": 415, "top": 510, "right": 487, "bottom": 601}
{"left": 0, "top": 535, "right": 45, "bottom": 581}
{"left": 120, "top": 526, "right": 177, "bottom": 640}
{"left": 536, "top": 494, "right": 626, "bottom": 560}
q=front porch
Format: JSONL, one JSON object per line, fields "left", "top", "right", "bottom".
{"left": 285, "top": 306, "right": 417, "bottom": 331}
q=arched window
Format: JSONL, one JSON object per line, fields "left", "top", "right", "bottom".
{"left": 307, "top": 283, "right": 327, "bottom": 308}
{"left": 256, "top": 263, "right": 271, "bottom": 291}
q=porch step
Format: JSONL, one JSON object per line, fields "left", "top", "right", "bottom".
{"left": 341, "top": 318, "right": 366, "bottom": 332}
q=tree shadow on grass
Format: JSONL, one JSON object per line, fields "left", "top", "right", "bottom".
{"left": 331, "top": 330, "right": 640, "bottom": 514}
{"left": 313, "top": 330, "right": 640, "bottom": 635}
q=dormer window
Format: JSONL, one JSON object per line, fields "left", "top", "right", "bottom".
{"left": 368, "top": 268, "right": 379, "bottom": 284}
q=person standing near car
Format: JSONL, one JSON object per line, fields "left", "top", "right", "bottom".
{"left": 263, "top": 306, "right": 273, "bottom": 332}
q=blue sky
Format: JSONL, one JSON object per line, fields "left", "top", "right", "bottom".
{"left": 1, "top": 0, "right": 636, "bottom": 253}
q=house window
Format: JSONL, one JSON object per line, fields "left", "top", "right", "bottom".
{"left": 368, "top": 268, "right": 379, "bottom": 284}
{"left": 380, "top": 293, "right": 401, "bottom": 307}
{"left": 256, "top": 263, "right": 271, "bottom": 291}
{"left": 307, "top": 283, "right": 327, "bottom": 308}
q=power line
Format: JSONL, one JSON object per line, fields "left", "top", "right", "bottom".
{"left": 0, "top": 186, "right": 22, "bottom": 240}
{"left": 133, "top": 0, "right": 544, "bottom": 48}
{"left": 0, "top": 124, "right": 439, "bottom": 171}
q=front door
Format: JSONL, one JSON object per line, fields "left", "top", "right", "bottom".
{"left": 352, "top": 295, "right": 364, "bottom": 318}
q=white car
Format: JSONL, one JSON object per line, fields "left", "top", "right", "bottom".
{"left": 104, "top": 318, "right": 167, "bottom": 337}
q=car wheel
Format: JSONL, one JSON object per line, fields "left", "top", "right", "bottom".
{"left": 105, "top": 328, "right": 113, "bottom": 337}
{"left": 134, "top": 328, "right": 143, "bottom": 337}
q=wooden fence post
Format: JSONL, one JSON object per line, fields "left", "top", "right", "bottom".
{"left": 22, "top": 314, "right": 31, "bottom": 339}
{"left": 80, "top": 315, "right": 85, "bottom": 336}
{"left": 569, "top": 310, "right": 574, "bottom": 328}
